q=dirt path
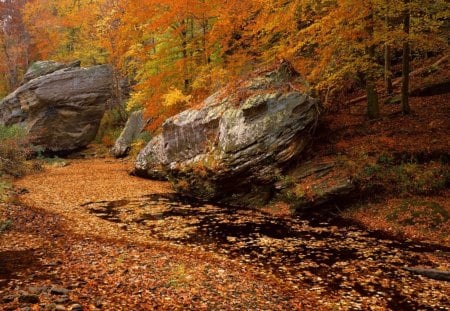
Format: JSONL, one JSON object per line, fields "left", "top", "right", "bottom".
{"left": 1, "top": 158, "right": 449, "bottom": 310}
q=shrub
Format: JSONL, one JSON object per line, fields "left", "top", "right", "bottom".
{"left": 0, "top": 219, "right": 12, "bottom": 234}
{"left": 0, "top": 125, "right": 30, "bottom": 177}
{"left": 96, "top": 109, "right": 124, "bottom": 147}
{"left": 0, "top": 180, "right": 11, "bottom": 202}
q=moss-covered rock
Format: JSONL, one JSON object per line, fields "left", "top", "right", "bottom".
{"left": 22, "top": 60, "right": 81, "bottom": 84}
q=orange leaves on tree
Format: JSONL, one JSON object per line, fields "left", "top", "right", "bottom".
{"left": 14, "top": 0, "right": 449, "bottom": 131}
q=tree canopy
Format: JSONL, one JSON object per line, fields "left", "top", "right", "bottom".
{"left": 0, "top": 0, "right": 448, "bottom": 122}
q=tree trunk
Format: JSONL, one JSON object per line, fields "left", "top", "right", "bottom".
{"left": 180, "top": 19, "right": 189, "bottom": 92}
{"left": 366, "top": 78, "right": 379, "bottom": 119}
{"left": 115, "top": 75, "right": 127, "bottom": 121}
{"left": 385, "top": 44, "right": 393, "bottom": 95}
{"left": 366, "top": 5, "right": 379, "bottom": 119}
{"left": 401, "top": 0, "right": 411, "bottom": 114}
{"left": 384, "top": 12, "right": 393, "bottom": 95}
{"left": 347, "top": 55, "right": 448, "bottom": 105}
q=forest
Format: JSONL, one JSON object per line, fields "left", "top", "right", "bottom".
{"left": 0, "top": 0, "right": 449, "bottom": 310}
{"left": 0, "top": 0, "right": 447, "bottom": 122}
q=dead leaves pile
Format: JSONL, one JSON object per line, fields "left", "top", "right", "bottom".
{"left": 0, "top": 158, "right": 449, "bottom": 310}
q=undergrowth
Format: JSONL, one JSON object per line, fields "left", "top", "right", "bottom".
{"left": 0, "top": 124, "right": 30, "bottom": 177}
{"left": 0, "top": 179, "right": 11, "bottom": 202}
{"left": 0, "top": 219, "right": 12, "bottom": 234}
{"left": 95, "top": 109, "right": 124, "bottom": 148}
{"left": 337, "top": 151, "right": 449, "bottom": 244}
{"left": 129, "top": 131, "right": 152, "bottom": 159}
{"left": 360, "top": 161, "right": 449, "bottom": 196}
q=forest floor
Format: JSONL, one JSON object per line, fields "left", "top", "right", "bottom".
{"left": 0, "top": 156, "right": 449, "bottom": 310}
{"left": 309, "top": 91, "right": 450, "bottom": 246}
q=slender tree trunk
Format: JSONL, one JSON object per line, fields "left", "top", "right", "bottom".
{"left": 401, "top": 0, "right": 411, "bottom": 114}
{"left": 180, "top": 20, "right": 189, "bottom": 92}
{"left": 385, "top": 44, "right": 393, "bottom": 95}
{"left": 366, "top": 75, "right": 379, "bottom": 119}
{"left": 202, "top": 18, "right": 210, "bottom": 64}
{"left": 384, "top": 13, "right": 393, "bottom": 95}
{"left": 366, "top": 5, "right": 379, "bottom": 119}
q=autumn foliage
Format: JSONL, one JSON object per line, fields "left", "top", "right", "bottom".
{"left": 0, "top": 0, "right": 449, "bottom": 125}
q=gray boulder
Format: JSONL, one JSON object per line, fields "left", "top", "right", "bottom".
{"left": 135, "top": 61, "right": 321, "bottom": 206}
{"left": 0, "top": 63, "right": 113, "bottom": 152}
{"left": 22, "top": 60, "right": 81, "bottom": 84}
{"left": 111, "top": 110, "right": 146, "bottom": 158}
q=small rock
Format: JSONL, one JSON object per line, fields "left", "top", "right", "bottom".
{"left": 18, "top": 293, "right": 40, "bottom": 303}
{"left": 226, "top": 236, "right": 237, "bottom": 242}
{"left": 55, "top": 304, "right": 66, "bottom": 311}
{"left": 54, "top": 296, "right": 69, "bottom": 304}
{"left": 50, "top": 287, "right": 70, "bottom": 295}
{"left": 69, "top": 303, "right": 83, "bottom": 311}
{"left": 28, "top": 286, "right": 48, "bottom": 294}
{"left": 20, "top": 307, "right": 31, "bottom": 311}
{"left": 52, "top": 161, "right": 69, "bottom": 167}
{"left": 67, "top": 282, "right": 80, "bottom": 289}
{"left": 118, "top": 223, "right": 127, "bottom": 230}
{"left": 45, "top": 303, "right": 56, "bottom": 311}
{"left": 2, "top": 295, "right": 16, "bottom": 303}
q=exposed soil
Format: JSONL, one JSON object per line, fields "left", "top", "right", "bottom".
{"left": 1, "top": 159, "right": 449, "bottom": 310}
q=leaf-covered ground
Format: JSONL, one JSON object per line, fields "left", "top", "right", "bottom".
{"left": 1, "top": 159, "right": 449, "bottom": 310}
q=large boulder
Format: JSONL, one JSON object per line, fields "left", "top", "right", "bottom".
{"left": 135, "top": 61, "right": 321, "bottom": 206}
{"left": 22, "top": 60, "right": 81, "bottom": 84}
{"left": 0, "top": 62, "right": 113, "bottom": 152}
{"left": 111, "top": 110, "right": 146, "bottom": 158}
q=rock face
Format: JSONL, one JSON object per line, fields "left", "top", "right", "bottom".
{"left": 275, "top": 161, "right": 355, "bottom": 210}
{"left": 135, "top": 62, "right": 321, "bottom": 206}
{"left": 111, "top": 110, "right": 146, "bottom": 158}
{"left": 0, "top": 62, "right": 113, "bottom": 152}
{"left": 22, "top": 60, "right": 81, "bottom": 84}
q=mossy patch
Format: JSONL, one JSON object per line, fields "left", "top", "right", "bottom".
{"left": 359, "top": 162, "right": 449, "bottom": 196}
{"left": 387, "top": 200, "right": 449, "bottom": 229}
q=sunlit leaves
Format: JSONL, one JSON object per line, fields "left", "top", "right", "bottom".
{"left": 13, "top": 0, "right": 448, "bottom": 127}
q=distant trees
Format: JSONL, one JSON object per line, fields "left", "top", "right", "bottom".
{"left": 22, "top": 0, "right": 106, "bottom": 64}
{"left": 0, "top": 0, "right": 29, "bottom": 95}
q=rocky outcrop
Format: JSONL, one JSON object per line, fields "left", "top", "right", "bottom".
{"left": 275, "top": 161, "right": 355, "bottom": 210}
{"left": 135, "top": 61, "right": 321, "bottom": 206}
{"left": 22, "top": 60, "right": 81, "bottom": 84}
{"left": 0, "top": 63, "right": 113, "bottom": 152}
{"left": 111, "top": 110, "right": 146, "bottom": 158}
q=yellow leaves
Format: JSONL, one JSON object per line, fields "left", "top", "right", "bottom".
{"left": 162, "top": 88, "right": 192, "bottom": 108}
{"left": 191, "top": 65, "right": 230, "bottom": 93}
{"left": 126, "top": 91, "right": 145, "bottom": 112}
